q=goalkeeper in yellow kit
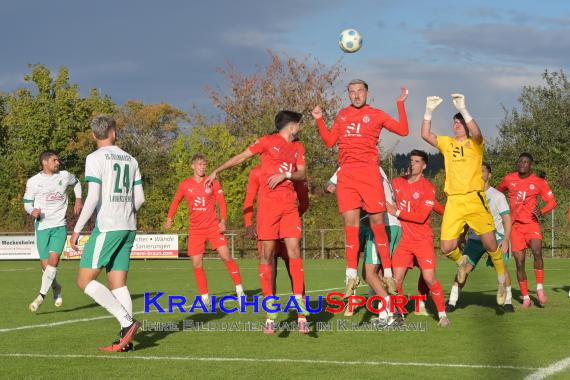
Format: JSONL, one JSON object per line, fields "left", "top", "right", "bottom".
{"left": 421, "top": 94, "right": 506, "bottom": 305}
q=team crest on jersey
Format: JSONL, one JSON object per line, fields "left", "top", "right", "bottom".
{"left": 204, "top": 186, "right": 211, "bottom": 194}
{"left": 464, "top": 141, "right": 472, "bottom": 149}
{"left": 529, "top": 184, "right": 535, "bottom": 190}
{"left": 58, "top": 180, "right": 63, "bottom": 186}
{"left": 412, "top": 192, "right": 420, "bottom": 200}
{"left": 362, "top": 115, "right": 370, "bottom": 123}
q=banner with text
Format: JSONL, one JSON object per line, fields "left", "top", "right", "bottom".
{"left": 63, "top": 234, "right": 179, "bottom": 259}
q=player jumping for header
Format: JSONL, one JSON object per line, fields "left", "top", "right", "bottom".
{"left": 312, "top": 79, "right": 409, "bottom": 297}
{"left": 421, "top": 94, "right": 507, "bottom": 306}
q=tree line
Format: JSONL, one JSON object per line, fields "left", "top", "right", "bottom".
{"left": 0, "top": 58, "right": 568, "bottom": 254}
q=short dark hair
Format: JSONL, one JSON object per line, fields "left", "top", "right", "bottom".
{"left": 453, "top": 113, "right": 470, "bottom": 137}
{"left": 519, "top": 152, "right": 534, "bottom": 162}
{"left": 482, "top": 162, "right": 492, "bottom": 173}
{"left": 410, "top": 149, "right": 428, "bottom": 164}
{"left": 191, "top": 153, "right": 207, "bottom": 163}
{"left": 275, "top": 110, "right": 302, "bottom": 131}
{"left": 39, "top": 150, "right": 58, "bottom": 168}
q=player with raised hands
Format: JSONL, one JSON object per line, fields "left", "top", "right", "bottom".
{"left": 421, "top": 94, "right": 507, "bottom": 306}
{"left": 312, "top": 80, "right": 409, "bottom": 298}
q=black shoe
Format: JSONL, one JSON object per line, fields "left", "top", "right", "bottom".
{"left": 445, "top": 303, "right": 456, "bottom": 313}
{"left": 503, "top": 303, "right": 515, "bottom": 313}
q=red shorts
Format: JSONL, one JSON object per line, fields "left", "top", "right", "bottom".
{"left": 257, "top": 194, "right": 302, "bottom": 240}
{"left": 188, "top": 226, "right": 227, "bottom": 256}
{"left": 336, "top": 165, "right": 386, "bottom": 214}
{"left": 511, "top": 222, "right": 542, "bottom": 252}
{"left": 392, "top": 239, "right": 436, "bottom": 270}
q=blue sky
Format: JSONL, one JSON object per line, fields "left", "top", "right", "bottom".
{"left": 1, "top": 0, "right": 568, "bottom": 152}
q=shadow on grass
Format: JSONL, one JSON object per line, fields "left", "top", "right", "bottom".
{"left": 135, "top": 289, "right": 264, "bottom": 350}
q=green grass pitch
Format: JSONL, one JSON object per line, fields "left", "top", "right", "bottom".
{"left": 1, "top": 258, "right": 569, "bottom": 379}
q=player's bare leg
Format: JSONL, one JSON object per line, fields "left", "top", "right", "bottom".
{"left": 441, "top": 239, "right": 469, "bottom": 285}
{"left": 342, "top": 209, "right": 361, "bottom": 297}
{"left": 420, "top": 268, "right": 449, "bottom": 327}
{"left": 369, "top": 212, "right": 397, "bottom": 295}
{"left": 513, "top": 250, "right": 531, "bottom": 308}
{"left": 283, "top": 237, "right": 309, "bottom": 333}
{"left": 190, "top": 254, "right": 211, "bottom": 308}
{"left": 77, "top": 268, "right": 139, "bottom": 351}
{"left": 30, "top": 253, "right": 63, "bottom": 312}
{"left": 416, "top": 274, "right": 430, "bottom": 316}
{"left": 216, "top": 245, "right": 245, "bottom": 305}
{"left": 529, "top": 239, "right": 546, "bottom": 306}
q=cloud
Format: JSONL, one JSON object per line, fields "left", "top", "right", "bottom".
{"left": 423, "top": 22, "right": 570, "bottom": 65}
{"left": 339, "top": 58, "right": 545, "bottom": 153}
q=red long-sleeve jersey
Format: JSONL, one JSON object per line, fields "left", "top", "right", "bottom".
{"left": 391, "top": 176, "right": 437, "bottom": 241}
{"left": 243, "top": 165, "right": 309, "bottom": 226}
{"left": 316, "top": 102, "right": 408, "bottom": 167}
{"left": 167, "top": 177, "right": 226, "bottom": 232}
{"left": 497, "top": 172, "right": 556, "bottom": 224}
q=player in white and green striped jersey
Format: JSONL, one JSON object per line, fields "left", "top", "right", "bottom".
{"left": 24, "top": 150, "right": 83, "bottom": 312}
{"left": 70, "top": 115, "right": 144, "bottom": 352}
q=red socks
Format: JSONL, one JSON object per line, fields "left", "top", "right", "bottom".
{"left": 289, "top": 258, "right": 305, "bottom": 295}
{"left": 534, "top": 269, "right": 544, "bottom": 286}
{"left": 428, "top": 280, "right": 445, "bottom": 313}
{"left": 370, "top": 224, "right": 392, "bottom": 270}
{"left": 519, "top": 280, "right": 529, "bottom": 297}
{"left": 224, "top": 260, "right": 242, "bottom": 285}
{"left": 258, "top": 263, "right": 273, "bottom": 297}
{"left": 345, "top": 226, "right": 360, "bottom": 270}
{"left": 193, "top": 267, "right": 209, "bottom": 295}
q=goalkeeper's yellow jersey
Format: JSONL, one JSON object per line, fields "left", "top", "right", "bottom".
{"left": 436, "top": 135, "right": 485, "bottom": 196}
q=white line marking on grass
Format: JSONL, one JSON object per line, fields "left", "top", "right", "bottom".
{"left": 0, "top": 353, "right": 539, "bottom": 371}
{"left": 0, "top": 286, "right": 349, "bottom": 334}
{"left": 524, "top": 357, "right": 570, "bottom": 380}
{"left": 0, "top": 268, "right": 34, "bottom": 272}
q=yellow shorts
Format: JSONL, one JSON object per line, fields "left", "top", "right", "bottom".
{"left": 441, "top": 191, "right": 496, "bottom": 241}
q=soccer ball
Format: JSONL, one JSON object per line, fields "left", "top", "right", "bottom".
{"left": 338, "top": 29, "right": 362, "bottom": 53}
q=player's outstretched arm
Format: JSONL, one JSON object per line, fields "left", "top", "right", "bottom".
{"left": 382, "top": 87, "right": 409, "bottom": 137}
{"left": 206, "top": 149, "right": 254, "bottom": 187}
{"left": 312, "top": 106, "right": 339, "bottom": 148}
{"left": 421, "top": 96, "right": 442, "bottom": 147}
{"left": 71, "top": 181, "right": 101, "bottom": 250}
{"left": 452, "top": 93, "right": 482, "bottom": 145}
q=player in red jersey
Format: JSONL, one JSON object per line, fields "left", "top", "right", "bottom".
{"left": 496, "top": 153, "right": 556, "bottom": 307}
{"left": 206, "top": 111, "right": 308, "bottom": 334}
{"left": 243, "top": 165, "right": 309, "bottom": 295}
{"left": 386, "top": 150, "right": 450, "bottom": 327}
{"left": 165, "top": 153, "right": 245, "bottom": 307}
{"left": 312, "top": 79, "right": 409, "bottom": 297}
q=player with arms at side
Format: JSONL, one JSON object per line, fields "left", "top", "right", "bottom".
{"left": 421, "top": 94, "right": 507, "bottom": 306}
{"left": 496, "top": 153, "right": 556, "bottom": 307}
{"left": 312, "top": 79, "right": 409, "bottom": 297}
{"left": 206, "top": 111, "right": 309, "bottom": 334}
{"left": 165, "top": 154, "right": 245, "bottom": 307}
{"left": 243, "top": 165, "right": 309, "bottom": 295}
{"left": 447, "top": 162, "right": 515, "bottom": 312}
{"left": 386, "top": 150, "right": 450, "bottom": 327}
{"left": 25, "top": 150, "right": 83, "bottom": 312}
{"left": 70, "top": 115, "right": 144, "bottom": 352}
